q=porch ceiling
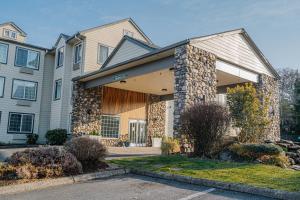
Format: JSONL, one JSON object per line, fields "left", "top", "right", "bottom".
{"left": 106, "top": 68, "right": 174, "bottom": 95}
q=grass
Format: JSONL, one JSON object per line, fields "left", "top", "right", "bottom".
{"left": 109, "top": 155, "right": 300, "bottom": 192}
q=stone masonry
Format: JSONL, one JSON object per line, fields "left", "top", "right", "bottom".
{"left": 173, "top": 44, "right": 217, "bottom": 137}
{"left": 256, "top": 74, "right": 280, "bottom": 141}
{"left": 147, "top": 95, "right": 166, "bottom": 145}
{"left": 72, "top": 81, "right": 102, "bottom": 135}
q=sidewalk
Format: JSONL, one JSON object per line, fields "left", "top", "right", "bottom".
{"left": 0, "top": 146, "right": 161, "bottom": 162}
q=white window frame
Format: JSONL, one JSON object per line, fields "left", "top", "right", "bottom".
{"left": 0, "top": 43, "right": 9, "bottom": 64}
{"left": 100, "top": 115, "right": 120, "bottom": 138}
{"left": 15, "top": 47, "right": 40, "bottom": 70}
{"left": 56, "top": 47, "right": 64, "bottom": 68}
{"left": 11, "top": 79, "right": 38, "bottom": 101}
{"left": 3, "top": 29, "right": 17, "bottom": 40}
{"left": 97, "top": 44, "right": 109, "bottom": 64}
{"left": 0, "top": 76, "right": 5, "bottom": 98}
{"left": 8, "top": 112, "right": 35, "bottom": 134}
{"left": 54, "top": 79, "right": 62, "bottom": 100}
{"left": 73, "top": 43, "right": 82, "bottom": 64}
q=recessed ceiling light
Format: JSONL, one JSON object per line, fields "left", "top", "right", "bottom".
{"left": 161, "top": 88, "right": 167, "bottom": 92}
{"left": 120, "top": 80, "right": 126, "bottom": 84}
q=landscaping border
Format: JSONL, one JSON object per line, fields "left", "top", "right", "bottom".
{"left": 0, "top": 168, "right": 129, "bottom": 195}
{"left": 130, "top": 169, "right": 300, "bottom": 200}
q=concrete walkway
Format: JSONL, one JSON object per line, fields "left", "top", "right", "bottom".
{"left": 0, "top": 146, "right": 161, "bottom": 162}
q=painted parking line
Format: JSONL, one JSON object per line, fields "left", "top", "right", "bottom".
{"left": 178, "top": 188, "right": 216, "bottom": 200}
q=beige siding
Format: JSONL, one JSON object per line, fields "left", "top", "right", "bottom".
{"left": 0, "top": 40, "right": 46, "bottom": 143}
{"left": 0, "top": 24, "right": 26, "bottom": 43}
{"left": 192, "top": 33, "right": 274, "bottom": 77}
{"left": 82, "top": 21, "right": 148, "bottom": 73}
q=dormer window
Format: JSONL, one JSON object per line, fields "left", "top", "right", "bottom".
{"left": 3, "top": 29, "right": 17, "bottom": 40}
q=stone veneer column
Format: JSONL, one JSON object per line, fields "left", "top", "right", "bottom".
{"left": 173, "top": 44, "right": 217, "bottom": 137}
{"left": 147, "top": 95, "right": 166, "bottom": 145}
{"left": 256, "top": 74, "right": 280, "bottom": 141}
{"left": 71, "top": 81, "right": 103, "bottom": 135}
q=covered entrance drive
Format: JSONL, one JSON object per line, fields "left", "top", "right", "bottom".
{"left": 71, "top": 30, "right": 280, "bottom": 146}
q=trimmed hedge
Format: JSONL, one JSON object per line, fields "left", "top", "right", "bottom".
{"left": 229, "top": 143, "right": 284, "bottom": 160}
{"left": 45, "top": 129, "right": 67, "bottom": 145}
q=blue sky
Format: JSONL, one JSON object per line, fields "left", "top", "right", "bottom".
{"left": 1, "top": 0, "right": 299, "bottom": 69}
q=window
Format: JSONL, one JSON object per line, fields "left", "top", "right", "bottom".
{"left": 3, "top": 29, "right": 17, "bottom": 40}
{"left": 0, "top": 111, "right": 2, "bottom": 124}
{"left": 100, "top": 115, "right": 120, "bottom": 138}
{"left": 74, "top": 43, "right": 82, "bottom": 64}
{"left": 57, "top": 47, "right": 64, "bottom": 67}
{"left": 8, "top": 112, "right": 34, "bottom": 133}
{"left": 0, "top": 76, "right": 5, "bottom": 98}
{"left": 98, "top": 45, "right": 109, "bottom": 64}
{"left": 15, "top": 47, "right": 40, "bottom": 69}
{"left": 0, "top": 43, "right": 8, "bottom": 64}
{"left": 12, "top": 79, "right": 37, "bottom": 101}
{"left": 123, "top": 29, "right": 134, "bottom": 37}
{"left": 54, "top": 79, "right": 62, "bottom": 100}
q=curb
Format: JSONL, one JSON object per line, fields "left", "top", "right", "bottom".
{"left": 130, "top": 169, "right": 300, "bottom": 200}
{"left": 0, "top": 168, "right": 128, "bottom": 195}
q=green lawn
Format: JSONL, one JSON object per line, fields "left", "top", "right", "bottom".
{"left": 109, "top": 155, "right": 300, "bottom": 192}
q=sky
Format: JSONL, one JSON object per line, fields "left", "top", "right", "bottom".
{"left": 1, "top": 0, "right": 299, "bottom": 69}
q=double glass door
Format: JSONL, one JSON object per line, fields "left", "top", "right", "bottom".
{"left": 129, "top": 120, "right": 146, "bottom": 147}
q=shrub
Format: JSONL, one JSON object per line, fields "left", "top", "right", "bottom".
{"left": 227, "top": 83, "right": 270, "bottom": 143}
{"left": 45, "top": 129, "right": 67, "bottom": 145}
{"left": 7, "top": 147, "right": 82, "bottom": 178}
{"left": 0, "top": 164, "right": 17, "bottom": 180}
{"left": 180, "top": 103, "right": 230, "bottom": 157}
{"left": 27, "top": 134, "right": 39, "bottom": 145}
{"left": 161, "top": 137, "right": 180, "bottom": 155}
{"left": 229, "top": 143, "right": 283, "bottom": 160}
{"left": 64, "top": 137, "right": 107, "bottom": 170}
{"left": 258, "top": 155, "right": 290, "bottom": 168}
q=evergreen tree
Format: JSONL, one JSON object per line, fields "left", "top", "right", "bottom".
{"left": 295, "top": 73, "right": 300, "bottom": 134}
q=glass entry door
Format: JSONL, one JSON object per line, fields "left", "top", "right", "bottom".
{"left": 129, "top": 120, "right": 146, "bottom": 147}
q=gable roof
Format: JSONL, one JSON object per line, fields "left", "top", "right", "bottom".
{"left": 79, "top": 18, "right": 153, "bottom": 44}
{"left": 190, "top": 28, "right": 280, "bottom": 78}
{"left": 101, "top": 35, "right": 159, "bottom": 69}
{"left": 54, "top": 33, "right": 71, "bottom": 47}
{"left": 0, "top": 22, "right": 27, "bottom": 36}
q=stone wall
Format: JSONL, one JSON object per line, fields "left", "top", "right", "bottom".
{"left": 173, "top": 44, "right": 217, "bottom": 136}
{"left": 256, "top": 74, "right": 280, "bottom": 141}
{"left": 147, "top": 95, "right": 166, "bottom": 145}
{"left": 72, "top": 82, "right": 102, "bottom": 135}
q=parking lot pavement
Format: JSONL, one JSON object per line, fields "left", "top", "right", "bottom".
{"left": 1, "top": 174, "right": 272, "bottom": 200}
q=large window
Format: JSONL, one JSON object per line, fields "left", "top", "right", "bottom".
{"left": 8, "top": 112, "right": 34, "bottom": 134}
{"left": 98, "top": 44, "right": 109, "bottom": 64}
{"left": 12, "top": 79, "right": 37, "bottom": 101}
{"left": 0, "top": 77, "right": 5, "bottom": 98}
{"left": 54, "top": 79, "right": 62, "bottom": 100}
{"left": 15, "top": 47, "right": 40, "bottom": 69}
{"left": 0, "top": 43, "right": 8, "bottom": 64}
{"left": 57, "top": 47, "right": 64, "bottom": 68}
{"left": 74, "top": 43, "right": 82, "bottom": 64}
{"left": 100, "top": 115, "right": 120, "bottom": 138}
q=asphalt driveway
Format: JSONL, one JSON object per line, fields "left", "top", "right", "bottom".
{"left": 1, "top": 175, "right": 271, "bottom": 200}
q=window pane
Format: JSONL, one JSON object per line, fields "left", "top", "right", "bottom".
{"left": 27, "top": 51, "right": 39, "bottom": 69}
{"left": 0, "top": 44, "right": 8, "bottom": 63}
{"left": 0, "top": 77, "right": 4, "bottom": 97}
{"left": 101, "top": 115, "right": 119, "bottom": 138}
{"left": 74, "top": 44, "right": 82, "bottom": 63}
{"left": 99, "top": 45, "right": 108, "bottom": 63}
{"left": 9, "top": 113, "right": 22, "bottom": 132}
{"left": 57, "top": 48, "right": 64, "bottom": 67}
{"left": 12, "top": 80, "right": 37, "bottom": 100}
{"left": 16, "top": 48, "right": 28, "bottom": 67}
{"left": 21, "top": 114, "right": 33, "bottom": 133}
{"left": 55, "top": 80, "right": 62, "bottom": 99}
